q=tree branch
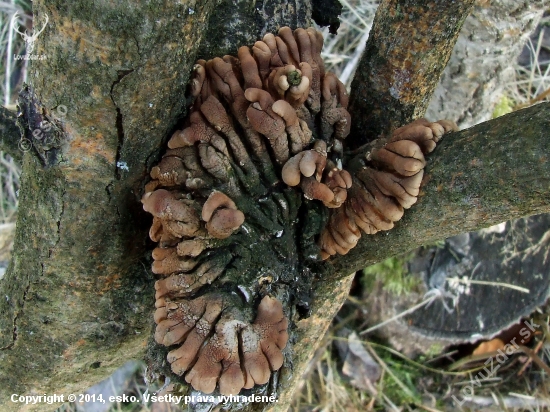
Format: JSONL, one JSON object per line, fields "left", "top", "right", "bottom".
{"left": 330, "top": 102, "right": 550, "bottom": 276}
{"left": 348, "top": 0, "right": 475, "bottom": 146}
{"left": 268, "top": 102, "right": 550, "bottom": 409}
{"left": 0, "top": 1, "right": 312, "bottom": 410}
{"left": 425, "top": 0, "right": 548, "bottom": 128}
{"left": 0, "top": 106, "right": 23, "bottom": 163}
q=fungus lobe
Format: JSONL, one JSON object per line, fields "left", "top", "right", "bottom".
{"left": 143, "top": 26, "right": 456, "bottom": 396}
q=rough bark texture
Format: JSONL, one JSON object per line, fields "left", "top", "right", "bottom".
{"left": 0, "top": 106, "right": 22, "bottom": 162}
{"left": 0, "top": 1, "right": 310, "bottom": 410}
{"left": 426, "top": 0, "right": 549, "bottom": 127}
{"left": 1, "top": 1, "right": 548, "bottom": 411}
{"left": 199, "top": 0, "right": 311, "bottom": 59}
{"left": 348, "top": 0, "right": 475, "bottom": 146}
{"left": 270, "top": 275, "right": 354, "bottom": 410}
{"left": 0, "top": 0, "right": 217, "bottom": 407}
{"left": 331, "top": 102, "right": 550, "bottom": 276}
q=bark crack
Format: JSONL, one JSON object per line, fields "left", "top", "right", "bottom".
{"left": 1, "top": 179, "right": 65, "bottom": 351}
{"left": 0, "top": 282, "right": 30, "bottom": 350}
{"left": 109, "top": 69, "right": 134, "bottom": 180}
{"left": 104, "top": 183, "right": 121, "bottom": 218}
{"left": 52, "top": 187, "right": 66, "bottom": 253}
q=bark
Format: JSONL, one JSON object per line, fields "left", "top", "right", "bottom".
{"left": 0, "top": 1, "right": 310, "bottom": 411}
{"left": 0, "top": 0, "right": 219, "bottom": 407}
{"left": 426, "top": 0, "right": 550, "bottom": 127}
{"left": 331, "top": 101, "right": 550, "bottom": 276}
{"left": 0, "top": 1, "right": 548, "bottom": 412}
{"left": 0, "top": 106, "right": 22, "bottom": 163}
{"left": 348, "top": 0, "right": 475, "bottom": 146}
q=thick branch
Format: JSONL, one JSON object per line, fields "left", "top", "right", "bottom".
{"left": 0, "top": 1, "right": 312, "bottom": 411}
{"left": 330, "top": 102, "right": 550, "bottom": 275}
{"left": 199, "top": 0, "right": 311, "bottom": 59}
{"left": 348, "top": 0, "right": 475, "bottom": 146}
{"left": 273, "top": 103, "right": 550, "bottom": 411}
{"left": 0, "top": 106, "right": 22, "bottom": 162}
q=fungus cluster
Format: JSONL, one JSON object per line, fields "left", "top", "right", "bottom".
{"left": 154, "top": 294, "right": 287, "bottom": 395}
{"left": 143, "top": 26, "right": 456, "bottom": 396}
{"left": 318, "top": 118, "right": 457, "bottom": 259}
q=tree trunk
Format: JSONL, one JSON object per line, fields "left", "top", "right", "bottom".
{"left": 0, "top": 1, "right": 310, "bottom": 410}
{"left": 1, "top": 1, "right": 548, "bottom": 412}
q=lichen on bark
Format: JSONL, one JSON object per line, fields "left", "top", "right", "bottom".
{"left": 348, "top": 0, "right": 475, "bottom": 145}
{"left": 1, "top": 1, "right": 549, "bottom": 411}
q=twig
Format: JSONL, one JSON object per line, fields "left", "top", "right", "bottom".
{"left": 362, "top": 340, "right": 416, "bottom": 400}
{"left": 518, "top": 345, "right": 550, "bottom": 375}
{"left": 513, "top": 86, "right": 550, "bottom": 110}
{"left": 517, "top": 339, "right": 544, "bottom": 376}
{"left": 446, "top": 276, "right": 530, "bottom": 294}
{"left": 359, "top": 291, "right": 441, "bottom": 336}
{"left": 459, "top": 394, "right": 550, "bottom": 408}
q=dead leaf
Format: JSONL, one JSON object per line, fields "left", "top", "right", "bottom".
{"left": 335, "top": 330, "right": 381, "bottom": 392}
{"left": 472, "top": 338, "right": 505, "bottom": 356}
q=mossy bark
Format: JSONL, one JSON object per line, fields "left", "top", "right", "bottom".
{"left": 0, "top": 1, "right": 311, "bottom": 411}
{"left": 0, "top": 1, "right": 217, "bottom": 408}
{"left": 1, "top": 1, "right": 548, "bottom": 412}
{"left": 331, "top": 102, "right": 550, "bottom": 276}
{"left": 348, "top": 0, "right": 475, "bottom": 146}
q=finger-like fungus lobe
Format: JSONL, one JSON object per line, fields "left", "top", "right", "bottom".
{"left": 143, "top": 27, "right": 456, "bottom": 396}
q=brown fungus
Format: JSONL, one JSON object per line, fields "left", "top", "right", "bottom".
{"left": 244, "top": 87, "right": 289, "bottom": 164}
{"left": 241, "top": 296, "right": 288, "bottom": 389}
{"left": 281, "top": 140, "right": 351, "bottom": 207}
{"left": 268, "top": 64, "right": 311, "bottom": 107}
{"left": 202, "top": 191, "right": 245, "bottom": 239}
{"left": 150, "top": 156, "right": 188, "bottom": 187}
{"left": 168, "top": 111, "right": 229, "bottom": 156}
{"left": 154, "top": 295, "right": 288, "bottom": 395}
{"left": 185, "top": 314, "right": 247, "bottom": 395}
{"left": 319, "top": 118, "right": 457, "bottom": 259}
{"left": 320, "top": 72, "right": 351, "bottom": 140}
{"left": 151, "top": 247, "right": 198, "bottom": 276}
{"left": 141, "top": 189, "right": 201, "bottom": 239}
{"left": 144, "top": 25, "right": 456, "bottom": 396}
{"left": 322, "top": 167, "right": 353, "bottom": 208}
{"left": 281, "top": 140, "right": 327, "bottom": 186}
{"left": 271, "top": 99, "right": 312, "bottom": 154}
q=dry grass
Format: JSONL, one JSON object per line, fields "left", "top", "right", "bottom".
{"left": 317, "top": 0, "right": 378, "bottom": 89}
{"left": 0, "top": 1, "right": 24, "bottom": 274}
{"left": 505, "top": 13, "right": 550, "bottom": 111}
{"left": 292, "top": 347, "right": 373, "bottom": 412}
